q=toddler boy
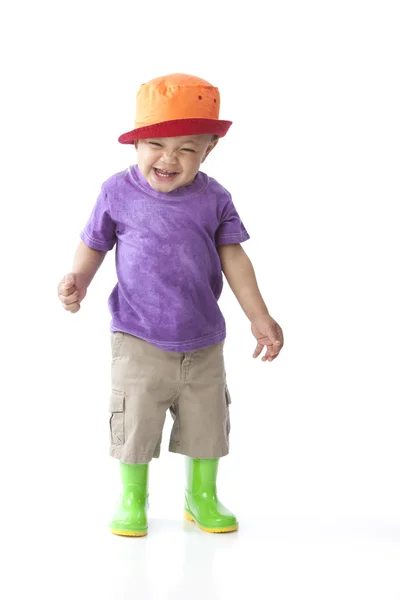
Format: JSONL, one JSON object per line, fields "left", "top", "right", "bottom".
{"left": 58, "top": 73, "right": 283, "bottom": 536}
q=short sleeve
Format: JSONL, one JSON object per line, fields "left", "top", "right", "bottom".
{"left": 215, "top": 193, "right": 250, "bottom": 246}
{"left": 80, "top": 185, "right": 117, "bottom": 251}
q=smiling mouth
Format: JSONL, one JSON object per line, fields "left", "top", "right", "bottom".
{"left": 153, "top": 168, "right": 179, "bottom": 179}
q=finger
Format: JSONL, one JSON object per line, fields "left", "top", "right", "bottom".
{"left": 64, "top": 301, "right": 80, "bottom": 313}
{"left": 261, "top": 345, "right": 279, "bottom": 362}
{"left": 271, "top": 336, "right": 283, "bottom": 357}
{"left": 253, "top": 342, "right": 264, "bottom": 358}
{"left": 60, "top": 291, "right": 80, "bottom": 306}
{"left": 59, "top": 285, "right": 77, "bottom": 299}
{"left": 58, "top": 275, "right": 76, "bottom": 294}
{"left": 266, "top": 336, "right": 282, "bottom": 349}
{"left": 63, "top": 274, "right": 75, "bottom": 289}
{"left": 58, "top": 281, "right": 76, "bottom": 296}
{"left": 265, "top": 327, "right": 283, "bottom": 348}
{"left": 262, "top": 352, "right": 275, "bottom": 362}
{"left": 262, "top": 355, "right": 276, "bottom": 362}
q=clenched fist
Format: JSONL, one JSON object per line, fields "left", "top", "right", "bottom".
{"left": 58, "top": 274, "right": 87, "bottom": 313}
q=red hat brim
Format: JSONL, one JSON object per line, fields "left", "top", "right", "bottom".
{"left": 118, "top": 118, "right": 232, "bottom": 144}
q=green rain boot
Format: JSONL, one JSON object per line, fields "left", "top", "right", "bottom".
{"left": 184, "top": 458, "right": 238, "bottom": 533}
{"left": 109, "top": 462, "right": 149, "bottom": 537}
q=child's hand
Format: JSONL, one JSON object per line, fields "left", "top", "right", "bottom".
{"left": 251, "top": 314, "right": 284, "bottom": 362}
{"left": 57, "top": 273, "right": 87, "bottom": 313}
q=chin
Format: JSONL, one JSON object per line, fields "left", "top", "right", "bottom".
{"left": 151, "top": 176, "right": 184, "bottom": 193}
{"left": 152, "top": 179, "right": 178, "bottom": 191}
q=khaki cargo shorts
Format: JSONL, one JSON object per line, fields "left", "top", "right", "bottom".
{"left": 109, "top": 332, "right": 232, "bottom": 464}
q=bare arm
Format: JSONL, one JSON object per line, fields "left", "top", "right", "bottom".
{"left": 71, "top": 240, "right": 107, "bottom": 289}
{"left": 58, "top": 241, "right": 107, "bottom": 313}
{"left": 218, "top": 243, "right": 269, "bottom": 322}
{"left": 218, "top": 243, "right": 283, "bottom": 362}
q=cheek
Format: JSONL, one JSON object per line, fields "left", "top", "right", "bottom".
{"left": 142, "top": 150, "right": 158, "bottom": 167}
{"left": 184, "top": 154, "right": 202, "bottom": 171}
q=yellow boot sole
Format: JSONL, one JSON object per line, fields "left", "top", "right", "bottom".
{"left": 110, "top": 528, "right": 147, "bottom": 537}
{"left": 184, "top": 510, "right": 238, "bottom": 533}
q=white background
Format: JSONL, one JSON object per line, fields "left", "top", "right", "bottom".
{"left": 1, "top": 1, "right": 400, "bottom": 598}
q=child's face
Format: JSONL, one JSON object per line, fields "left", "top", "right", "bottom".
{"left": 135, "top": 134, "right": 218, "bottom": 192}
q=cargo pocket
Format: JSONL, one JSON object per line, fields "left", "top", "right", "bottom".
{"left": 109, "top": 389, "right": 125, "bottom": 445}
{"left": 225, "top": 386, "right": 232, "bottom": 435}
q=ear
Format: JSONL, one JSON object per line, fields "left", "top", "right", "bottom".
{"left": 201, "top": 138, "right": 219, "bottom": 163}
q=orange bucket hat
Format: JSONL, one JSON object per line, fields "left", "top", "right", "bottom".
{"left": 118, "top": 73, "right": 232, "bottom": 144}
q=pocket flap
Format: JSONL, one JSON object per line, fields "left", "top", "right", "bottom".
{"left": 109, "top": 389, "right": 125, "bottom": 412}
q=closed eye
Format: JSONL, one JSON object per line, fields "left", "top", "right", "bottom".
{"left": 182, "top": 148, "right": 195, "bottom": 152}
{"left": 149, "top": 141, "right": 162, "bottom": 147}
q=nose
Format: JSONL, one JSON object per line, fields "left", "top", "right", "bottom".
{"left": 160, "top": 149, "right": 178, "bottom": 165}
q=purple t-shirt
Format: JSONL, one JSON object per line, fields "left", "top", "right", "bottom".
{"left": 81, "top": 164, "right": 250, "bottom": 352}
